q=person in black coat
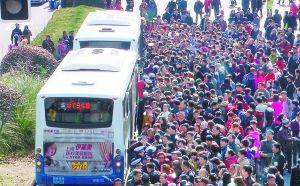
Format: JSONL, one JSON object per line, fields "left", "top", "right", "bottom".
{"left": 278, "top": 69, "right": 289, "bottom": 90}
{"left": 194, "top": 0, "right": 204, "bottom": 23}
{"left": 166, "top": 0, "right": 176, "bottom": 14}
{"left": 11, "top": 23, "right": 23, "bottom": 46}
{"left": 42, "top": 35, "right": 55, "bottom": 54}
{"left": 220, "top": 78, "right": 233, "bottom": 95}
{"left": 288, "top": 11, "right": 298, "bottom": 31}
{"left": 286, "top": 75, "right": 296, "bottom": 100}
{"left": 200, "top": 121, "right": 213, "bottom": 142}
{"left": 267, "top": 166, "right": 284, "bottom": 186}
{"left": 287, "top": 51, "right": 299, "bottom": 76}
{"left": 162, "top": 8, "right": 171, "bottom": 22}
{"left": 290, "top": 159, "right": 300, "bottom": 186}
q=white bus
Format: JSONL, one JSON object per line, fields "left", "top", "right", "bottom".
{"left": 34, "top": 48, "right": 138, "bottom": 185}
{"left": 73, "top": 10, "right": 141, "bottom": 55}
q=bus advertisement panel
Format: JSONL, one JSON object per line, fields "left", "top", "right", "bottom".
{"left": 43, "top": 129, "right": 114, "bottom": 176}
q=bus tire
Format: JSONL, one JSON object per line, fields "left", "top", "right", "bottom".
{"left": 31, "top": 179, "right": 37, "bottom": 186}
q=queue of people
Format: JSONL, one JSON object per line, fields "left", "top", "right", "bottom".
{"left": 9, "top": 23, "right": 32, "bottom": 52}
{"left": 118, "top": 0, "right": 300, "bottom": 186}
{"left": 41, "top": 30, "right": 74, "bottom": 60}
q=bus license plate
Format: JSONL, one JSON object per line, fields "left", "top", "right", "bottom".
{"left": 71, "top": 162, "right": 88, "bottom": 170}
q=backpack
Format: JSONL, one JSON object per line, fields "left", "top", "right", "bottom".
{"left": 265, "top": 107, "right": 274, "bottom": 127}
{"left": 254, "top": 110, "right": 264, "bottom": 129}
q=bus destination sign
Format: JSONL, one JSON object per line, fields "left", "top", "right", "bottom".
{"left": 66, "top": 102, "right": 91, "bottom": 109}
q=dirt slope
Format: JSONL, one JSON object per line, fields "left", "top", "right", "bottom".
{"left": 0, "top": 157, "right": 35, "bottom": 186}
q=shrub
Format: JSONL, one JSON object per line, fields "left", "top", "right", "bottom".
{"left": 62, "top": 0, "right": 105, "bottom": 8}
{"left": 0, "top": 45, "right": 58, "bottom": 76}
{"left": 0, "top": 71, "right": 45, "bottom": 154}
{"left": 0, "top": 83, "right": 24, "bottom": 120}
{"left": 74, "top": 0, "right": 105, "bottom": 7}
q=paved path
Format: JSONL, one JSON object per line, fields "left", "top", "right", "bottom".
{"left": 0, "top": 3, "right": 55, "bottom": 62}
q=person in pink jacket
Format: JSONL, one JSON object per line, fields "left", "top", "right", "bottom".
{"left": 245, "top": 131, "right": 260, "bottom": 158}
{"left": 115, "top": 2, "right": 124, "bottom": 10}
{"left": 225, "top": 149, "right": 239, "bottom": 169}
{"left": 290, "top": 1, "right": 298, "bottom": 17}
{"left": 271, "top": 94, "right": 283, "bottom": 125}
{"left": 255, "top": 68, "right": 265, "bottom": 89}
{"left": 204, "top": 0, "right": 212, "bottom": 16}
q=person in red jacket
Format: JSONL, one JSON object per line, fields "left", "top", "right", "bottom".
{"left": 275, "top": 56, "right": 286, "bottom": 71}
{"left": 225, "top": 149, "right": 239, "bottom": 169}
{"left": 276, "top": 36, "right": 291, "bottom": 57}
{"left": 264, "top": 68, "right": 275, "bottom": 87}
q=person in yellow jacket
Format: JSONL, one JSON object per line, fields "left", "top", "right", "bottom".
{"left": 142, "top": 105, "right": 152, "bottom": 128}
{"left": 266, "top": 0, "right": 273, "bottom": 14}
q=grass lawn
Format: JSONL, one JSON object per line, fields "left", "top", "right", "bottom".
{"left": 31, "top": 5, "right": 101, "bottom": 47}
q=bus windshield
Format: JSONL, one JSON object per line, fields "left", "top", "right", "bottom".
{"left": 45, "top": 97, "right": 113, "bottom": 128}
{"left": 79, "top": 41, "right": 131, "bottom": 50}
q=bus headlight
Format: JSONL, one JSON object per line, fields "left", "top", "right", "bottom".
{"left": 36, "top": 161, "right": 42, "bottom": 166}
{"left": 36, "top": 168, "right": 41, "bottom": 172}
{"left": 116, "top": 156, "right": 121, "bottom": 160}
{"left": 116, "top": 162, "right": 121, "bottom": 167}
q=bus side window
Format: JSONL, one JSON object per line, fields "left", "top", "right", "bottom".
{"left": 123, "top": 100, "right": 126, "bottom": 119}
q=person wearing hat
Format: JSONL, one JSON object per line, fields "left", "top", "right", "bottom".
{"left": 145, "top": 146, "right": 160, "bottom": 169}
{"left": 126, "top": 169, "right": 142, "bottom": 186}
{"left": 278, "top": 118, "right": 298, "bottom": 172}
{"left": 290, "top": 158, "right": 300, "bottom": 185}
{"left": 113, "top": 178, "right": 123, "bottom": 186}
{"left": 171, "top": 151, "right": 182, "bottom": 161}
{"left": 127, "top": 159, "right": 143, "bottom": 181}
{"left": 127, "top": 142, "right": 145, "bottom": 163}
{"left": 286, "top": 74, "right": 296, "bottom": 100}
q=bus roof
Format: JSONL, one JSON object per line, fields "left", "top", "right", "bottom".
{"left": 38, "top": 48, "right": 137, "bottom": 99}
{"left": 75, "top": 10, "right": 141, "bottom": 41}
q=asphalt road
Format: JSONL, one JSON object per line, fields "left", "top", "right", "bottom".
{"left": 0, "top": 2, "right": 54, "bottom": 61}
{"left": 120, "top": 0, "right": 294, "bottom": 184}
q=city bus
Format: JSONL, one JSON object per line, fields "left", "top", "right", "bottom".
{"left": 73, "top": 10, "right": 141, "bottom": 56}
{"left": 33, "top": 48, "right": 138, "bottom": 185}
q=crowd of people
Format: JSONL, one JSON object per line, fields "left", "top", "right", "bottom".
{"left": 10, "top": 23, "right": 32, "bottom": 51}
{"left": 10, "top": 23, "right": 73, "bottom": 61}
{"left": 117, "top": 0, "right": 300, "bottom": 186}
{"left": 41, "top": 30, "right": 74, "bottom": 60}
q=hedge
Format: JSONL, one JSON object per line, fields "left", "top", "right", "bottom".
{"left": 61, "top": 0, "right": 105, "bottom": 8}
